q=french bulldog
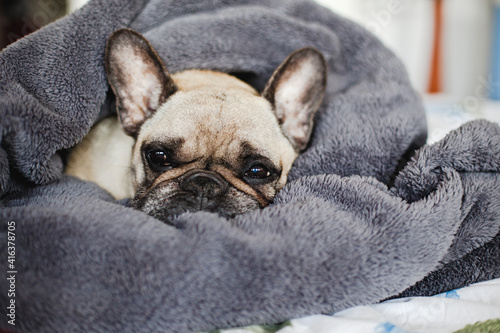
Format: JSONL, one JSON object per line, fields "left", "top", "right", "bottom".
{"left": 65, "top": 28, "right": 327, "bottom": 223}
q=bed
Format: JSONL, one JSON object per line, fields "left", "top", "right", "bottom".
{"left": 1, "top": 1, "right": 499, "bottom": 332}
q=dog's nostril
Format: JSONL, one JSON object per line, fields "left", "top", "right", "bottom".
{"left": 180, "top": 171, "right": 229, "bottom": 198}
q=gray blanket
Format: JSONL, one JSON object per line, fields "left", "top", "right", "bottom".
{"left": 0, "top": 0, "right": 499, "bottom": 332}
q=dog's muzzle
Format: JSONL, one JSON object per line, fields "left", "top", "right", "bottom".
{"left": 132, "top": 169, "right": 261, "bottom": 224}
{"left": 179, "top": 170, "right": 229, "bottom": 202}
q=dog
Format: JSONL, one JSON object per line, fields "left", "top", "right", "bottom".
{"left": 65, "top": 28, "right": 327, "bottom": 223}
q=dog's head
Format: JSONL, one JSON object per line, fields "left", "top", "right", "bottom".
{"left": 105, "top": 29, "right": 327, "bottom": 222}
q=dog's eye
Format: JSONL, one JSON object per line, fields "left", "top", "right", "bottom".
{"left": 244, "top": 164, "right": 271, "bottom": 179}
{"left": 146, "top": 150, "right": 171, "bottom": 168}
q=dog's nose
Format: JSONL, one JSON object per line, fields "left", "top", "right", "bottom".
{"left": 179, "top": 171, "right": 229, "bottom": 198}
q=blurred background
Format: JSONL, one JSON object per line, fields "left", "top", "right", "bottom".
{"left": 1, "top": 0, "right": 500, "bottom": 142}
{"left": 317, "top": 0, "right": 500, "bottom": 142}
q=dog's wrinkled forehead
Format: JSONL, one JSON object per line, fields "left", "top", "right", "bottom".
{"left": 137, "top": 88, "right": 295, "bottom": 165}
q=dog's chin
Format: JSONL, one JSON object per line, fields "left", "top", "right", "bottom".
{"left": 131, "top": 184, "right": 261, "bottom": 224}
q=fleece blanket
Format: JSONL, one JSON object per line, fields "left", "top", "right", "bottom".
{"left": 0, "top": 0, "right": 499, "bottom": 332}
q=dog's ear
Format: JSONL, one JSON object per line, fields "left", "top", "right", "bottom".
{"left": 263, "top": 48, "right": 327, "bottom": 151}
{"left": 105, "top": 28, "right": 178, "bottom": 136}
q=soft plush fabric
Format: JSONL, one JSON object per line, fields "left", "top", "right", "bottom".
{"left": 0, "top": 0, "right": 499, "bottom": 332}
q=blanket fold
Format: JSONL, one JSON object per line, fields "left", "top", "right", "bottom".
{"left": 1, "top": 0, "right": 499, "bottom": 332}
{"left": 393, "top": 121, "right": 500, "bottom": 262}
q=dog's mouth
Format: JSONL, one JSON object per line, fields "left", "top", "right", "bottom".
{"left": 131, "top": 171, "right": 262, "bottom": 224}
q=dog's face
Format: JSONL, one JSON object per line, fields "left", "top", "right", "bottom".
{"left": 105, "top": 29, "right": 327, "bottom": 223}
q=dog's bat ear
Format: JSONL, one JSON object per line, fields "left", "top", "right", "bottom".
{"left": 263, "top": 48, "right": 327, "bottom": 151}
{"left": 105, "top": 28, "right": 178, "bottom": 137}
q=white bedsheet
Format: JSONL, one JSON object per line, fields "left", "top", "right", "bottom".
{"left": 280, "top": 278, "right": 500, "bottom": 333}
